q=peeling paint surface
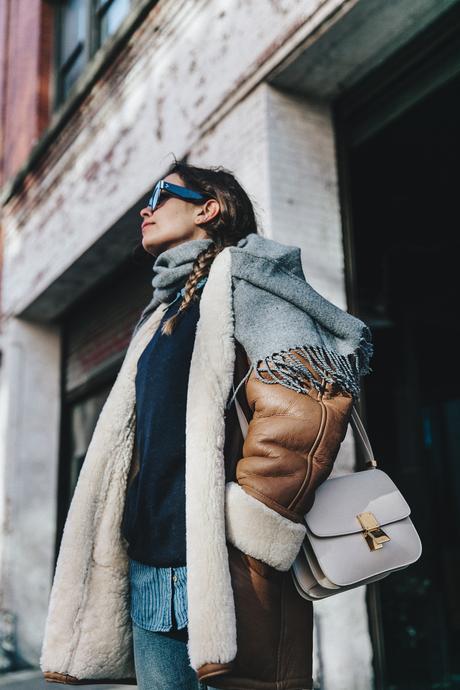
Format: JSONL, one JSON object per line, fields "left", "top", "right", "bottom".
{"left": 2, "top": 0, "right": 327, "bottom": 316}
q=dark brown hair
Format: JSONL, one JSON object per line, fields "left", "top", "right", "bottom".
{"left": 150, "top": 157, "right": 261, "bottom": 335}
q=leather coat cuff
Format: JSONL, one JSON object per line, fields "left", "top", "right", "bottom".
{"left": 224, "top": 482, "right": 306, "bottom": 571}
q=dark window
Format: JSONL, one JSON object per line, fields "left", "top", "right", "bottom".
{"left": 54, "top": 0, "right": 134, "bottom": 106}
{"left": 57, "top": 0, "right": 88, "bottom": 102}
{"left": 95, "top": 0, "right": 132, "bottom": 47}
{"left": 338, "top": 65, "right": 460, "bottom": 690}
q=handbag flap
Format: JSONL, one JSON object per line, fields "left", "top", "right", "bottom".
{"left": 304, "top": 468, "right": 411, "bottom": 538}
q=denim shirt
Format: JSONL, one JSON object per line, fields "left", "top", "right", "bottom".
{"left": 129, "top": 558, "right": 188, "bottom": 631}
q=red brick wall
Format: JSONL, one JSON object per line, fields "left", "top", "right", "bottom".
{"left": 0, "top": 0, "right": 10, "bottom": 188}
{"left": 64, "top": 259, "right": 154, "bottom": 394}
{"left": 0, "top": 0, "right": 53, "bottom": 187}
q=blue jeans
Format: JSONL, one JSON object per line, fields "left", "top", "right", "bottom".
{"left": 132, "top": 621, "right": 219, "bottom": 690}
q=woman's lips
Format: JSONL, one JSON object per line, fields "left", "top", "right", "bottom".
{"left": 142, "top": 222, "right": 155, "bottom": 233}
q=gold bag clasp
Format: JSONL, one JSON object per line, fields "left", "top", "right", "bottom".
{"left": 356, "top": 511, "right": 390, "bottom": 551}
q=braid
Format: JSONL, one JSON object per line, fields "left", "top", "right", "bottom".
{"left": 160, "top": 242, "right": 223, "bottom": 336}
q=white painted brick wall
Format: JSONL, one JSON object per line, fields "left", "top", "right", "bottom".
{"left": 266, "top": 86, "right": 347, "bottom": 306}
{"left": 190, "top": 81, "right": 272, "bottom": 236}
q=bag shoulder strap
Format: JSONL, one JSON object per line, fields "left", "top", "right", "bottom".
{"left": 350, "top": 406, "right": 377, "bottom": 468}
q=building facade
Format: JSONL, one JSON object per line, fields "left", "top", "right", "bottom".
{"left": 0, "top": 1, "right": 459, "bottom": 688}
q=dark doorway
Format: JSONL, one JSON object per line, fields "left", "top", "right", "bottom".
{"left": 338, "top": 67, "right": 460, "bottom": 689}
{"left": 55, "top": 252, "right": 154, "bottom": 564}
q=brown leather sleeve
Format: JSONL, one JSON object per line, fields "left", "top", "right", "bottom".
{"left": 235, "top": 348, "right": 354, "bottom": 522}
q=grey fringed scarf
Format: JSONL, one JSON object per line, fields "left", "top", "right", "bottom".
{"left": 132, "top": 233, "right": 373, "bottom": 402}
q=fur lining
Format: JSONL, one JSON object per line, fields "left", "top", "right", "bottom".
{"left": 39, "top": 303, "right": 169, "bottom": 681}
{"left": 225, "top": 482, "right": 306, "bottom": 571}
{"left": 185, "top": 247, "right": 238, "bottom": 669}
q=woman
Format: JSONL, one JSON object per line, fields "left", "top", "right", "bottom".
{"left": 40, "top": 161, "right": 373, "bottom": 689}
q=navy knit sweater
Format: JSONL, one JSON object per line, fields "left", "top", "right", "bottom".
{"left": 121, "top": 282, "right": 204, "bottom": 567}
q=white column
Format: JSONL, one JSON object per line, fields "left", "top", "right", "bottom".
{"left": 0, "top": 317, "right": 61, "bottom": 665}
{"left": 265, "top": 83, "right": 374, "bottom": 690}
{"left": 190, "top": 81, "right": 272, "bottom": 236}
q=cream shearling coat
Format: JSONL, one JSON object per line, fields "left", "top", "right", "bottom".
{"left": 39, "top": 246, "right": 307, "bottom": 683}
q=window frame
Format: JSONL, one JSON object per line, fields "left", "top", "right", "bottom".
{"left": 94, "top": 0, "right": 133, "bottom": 50}
{"left": 53, "top": 0, "right": 135, "bottom": 109}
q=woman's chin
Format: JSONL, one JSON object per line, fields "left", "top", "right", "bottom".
{"left": 141, "top": 235, "right": 166, "bottom": 255}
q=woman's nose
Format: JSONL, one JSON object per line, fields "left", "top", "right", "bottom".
{"left": 140, "top": 205, "right": 153, "bottom": 219}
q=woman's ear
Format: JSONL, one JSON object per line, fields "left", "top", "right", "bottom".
{"left": 194, "top": 198, "right": 220, "bottom": 224}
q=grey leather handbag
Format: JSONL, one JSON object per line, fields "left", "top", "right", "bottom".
{"left": 234, "top": 395, "right": 423, "bottom": 600}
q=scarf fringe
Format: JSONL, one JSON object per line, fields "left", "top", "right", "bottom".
{"left": 252, "top": 337, "right": 374, "bottom": 402}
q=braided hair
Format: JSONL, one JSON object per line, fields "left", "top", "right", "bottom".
{"left": 157, "top": 158, "right": 262, "bottom": 336}
{"left": 160, "top": 242, "right": 220, "bottom": 335}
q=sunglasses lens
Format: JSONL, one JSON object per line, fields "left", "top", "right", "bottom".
{"left": 148, "top": 184, "right": 161, "bottom": 210}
